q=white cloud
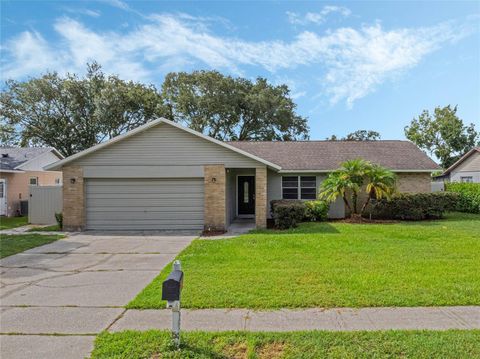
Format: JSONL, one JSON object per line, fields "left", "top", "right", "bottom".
{"left": 64, "top": 7, "right": 101, "bottom": 18}
{"left": 102, "top": 0, "right": 130, "bottom": 11}
{"left": 287, "top": 6, "right": 351, "bottom": 26}
{"left": 0, "top": 14, "right": 475, "bottom": 107}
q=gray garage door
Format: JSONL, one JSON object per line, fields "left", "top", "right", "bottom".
{"left": 86, "top": 178, "right": 204, "bottom": 230}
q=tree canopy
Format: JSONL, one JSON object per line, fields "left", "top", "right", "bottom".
{"left": 327, "top": 130, "right": 381, "bottom": 141}
{"left": 405, "top": 105, "right": 479, "bottom": 169}
{"left": 0, "top": 63, "right": 167, "bottom": 156}
{"left": 162, "top": 70, "right": 309, "bottom": 141}
{"left": 1, "top": 66, "right": 309, "bottom": 156}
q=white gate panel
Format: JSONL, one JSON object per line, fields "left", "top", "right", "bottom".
{"left": 28, "top": 186, "right": 62, "bottom": 224}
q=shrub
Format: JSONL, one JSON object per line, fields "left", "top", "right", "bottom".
{"left": 55, "top": 212, "right": 63, "bottom": 230}
{"left": 271, "top": 200, "right": 307, "bottom": 229}
{"left": 305, "top": 200, "right": 329, "bottom": 222}
{"left": 445, "top": 182, "right": 480, "bottom": 214}
{"left": 371, "top": 192, "right": 458, "bottom": 220}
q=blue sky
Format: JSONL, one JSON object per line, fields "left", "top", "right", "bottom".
{"left": 1, "top": 0, "right": 479, "bottom": 140}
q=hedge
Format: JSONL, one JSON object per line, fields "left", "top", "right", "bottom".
{"left": 445, "top": 182, "right": 480, "bottom": 214}
{"left": 271, "top": 199, "right": 329, "bottom": 229}
{"left": 371, "top": 192, "right": 458, "bottom": 220}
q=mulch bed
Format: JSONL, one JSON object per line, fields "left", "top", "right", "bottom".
{"left": 201, "top": 229, "right": 227, "bottom": 236}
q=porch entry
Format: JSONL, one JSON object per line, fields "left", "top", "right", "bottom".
{"left": 237, "top": 175, "right": 255, "bottom": 217}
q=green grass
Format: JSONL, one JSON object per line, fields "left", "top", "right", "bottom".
{"left": 128, "top": 212, "right": 480, "bottom": 309}
{"left": 91, "top": 329, "right": 480, "bottom": 358}
{"left": 0, "top": 216, "right": 28, "bottom": 230}
{"left": 27, "top": 224, "right": 61, "bottom": 232}
{"left": 0, "top": 234, "right": 65, "bottom": 258}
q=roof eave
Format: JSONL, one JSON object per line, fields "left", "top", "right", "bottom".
{"left": 0, "top": 169, "right": 25, "bottom": 173}
{"left": 278, "top": 169, "right": 439, "bottom": 173}
{"left": 442, "top": 148, "right": 479, "bottom": 175}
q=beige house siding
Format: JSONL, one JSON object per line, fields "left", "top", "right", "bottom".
{"left": 266, "top": 170, "right": 345, "bottom": 219}
{"left": 1, "top": 171, "right": 62, "bottom": 217}
{"left": 450, "top": 151, "right": 480, "bottom": 183}
{"left": 73, "top": 122, "right": 261, "bottom": 169}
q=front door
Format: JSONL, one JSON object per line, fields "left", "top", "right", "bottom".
{"left": 0, "top": 179, "right": 6, "bottom": 216}
{"left": 238, "top": 176, "right": 255, "bottom": 216}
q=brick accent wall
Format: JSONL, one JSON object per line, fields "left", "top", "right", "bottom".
{"left": 396, "top": 172, "right": 431, "bottom": 193}
{"left": 204, "top": 165, "right": 226, "bottom": 231}
{"left": 63, "top": 166, "right": 85, "bottom": 231}
{"left": 255, "top": 166, "right": 267, "bottom": 228}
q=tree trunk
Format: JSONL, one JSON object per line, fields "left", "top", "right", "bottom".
{"left": 352, "top": 191, "right": 358, "bottom": 214}
{"left": 361, "top": 190, "right": 373, "bottom": 215}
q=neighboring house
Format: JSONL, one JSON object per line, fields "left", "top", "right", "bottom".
{"left": 438, "top": 148, "right": 480, "bottom": 183}
{"left": 45, "top": 118, "right": 439, "bottom": 232}
{"left": 0, "top": 147, "right": 64, "bottom": 217}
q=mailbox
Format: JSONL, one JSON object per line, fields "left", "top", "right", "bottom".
{"left": 162, "top": 269, "right": 184, "bottom": 301}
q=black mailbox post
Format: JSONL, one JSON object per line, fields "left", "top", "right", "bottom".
{"left": 162, "top": 269, "right": 183, "bottom": 301}
{"left": 162, "top": 260, "right": 183, "bottom": 348}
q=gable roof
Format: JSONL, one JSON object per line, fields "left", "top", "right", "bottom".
{"left": 45, "top": 118, "right": 281, "bottom": 171}
{"left": 0, "top": 147, "right": 63, "bottom": 172}
{"left": 442, "top": 147, "right": 480, "bottom": 175}
{"left": 228, "top": 140, "right": 440, "bottom": 172}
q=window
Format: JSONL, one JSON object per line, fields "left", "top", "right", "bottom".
{"left": 282, "top": 176, "right": 298, "bottom": 199}
{"left": 300, "top": 176, "right": 317, "bottom": 200}
{"left": 461, "top": 176, "right": 473, "bottom": 183}
{"left": 282, "top": 176, "right": 317, "bottom": 200}
{"left": 29, "top": 177, "right": 38, "bottom": 186}
{"left": 55, "top": 178, "right": 61, "bottom": 185}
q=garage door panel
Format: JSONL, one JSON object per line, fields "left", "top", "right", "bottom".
{"left": 86, "top": 178, "right": 204, "bottom": 230}
{"left": 87, "top": 185, "right": 204, "bottom": 195}
{"left": 86, "top": 193, "right": 204, "bottom": 200}
{"left": 87, "top": 211, "right": 204, "bottom": 220}
{"left": 87, "top": 206, "right": 203, "bottom": 213}
{"left": 87, "top": 198, "right": 203, "bottom": 207}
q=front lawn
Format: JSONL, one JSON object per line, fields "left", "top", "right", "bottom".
{"left": 91, "top": 329, "right": 480, "bottom": 358}
{"left": 0, "top": 216, "right": 28, "bottom": 230}
{"left": 129, "top": 212, "right": 480, "bottom": 309}
{"left": 0, "top": 234, "right": 65, "bottom": 258}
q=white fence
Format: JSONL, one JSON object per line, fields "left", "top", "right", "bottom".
{"left": 29, "top": 186, "right": 62, "bottom": 225}
{"left": 431, "top": 181, "right": 445, "bottom": 192}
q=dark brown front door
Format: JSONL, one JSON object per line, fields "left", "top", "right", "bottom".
{"left": 238, "top": 176, "right": 255, "bottom": 215}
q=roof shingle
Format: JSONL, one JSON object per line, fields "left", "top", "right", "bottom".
{"left": 0, "top": 147, "right": 55, "bottom": 171}
{"left": 227, "top": 140, "right": 439, "bottom": 171}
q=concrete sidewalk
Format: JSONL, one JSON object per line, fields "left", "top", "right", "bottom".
{"left": 110, "top": 306, "right": 480, "bottom": 332}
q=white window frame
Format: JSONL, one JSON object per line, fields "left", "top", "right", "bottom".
{"left": 460, "top": 176, "right": 473, "bottom": 183}
{"left": 281, "top": 176, "right": 317, "bottom": 200}
{"left": 29, "top": 177, "right": 39, "bottom": 186}
{"left": 55, "top": 178, "right": 61, "bottom": 185}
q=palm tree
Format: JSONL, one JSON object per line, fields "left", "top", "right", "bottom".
{"left": 338, "top": 159, "right": 370, "bottom": 214}
{"left": 360, "top": 165, "right": 397, "bottom": 215}
{"left": 319, "top": 170, "right": 356, "bottom": 213}
{"left": 320, "top": 159, "right": 396, "bottom": 219}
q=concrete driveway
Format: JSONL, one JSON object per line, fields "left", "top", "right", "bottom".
{"left": 0, "top": 232, "right": 196, "bottom": 359}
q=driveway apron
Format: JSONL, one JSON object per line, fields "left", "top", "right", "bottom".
{"left": 0, "top": 232, "right": 196, "bottom": 359}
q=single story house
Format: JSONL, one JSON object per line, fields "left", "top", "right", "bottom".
{"left": 437, "top": 147, "right": 480, "bottom": 183}
{"left": 1, "top": 147, "right": 64, "bottom": 216}
{"left": 45, "top": 118, "right": 439, "bottom": 232}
